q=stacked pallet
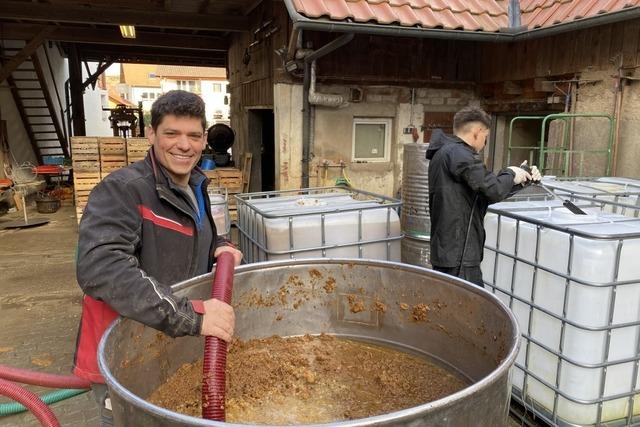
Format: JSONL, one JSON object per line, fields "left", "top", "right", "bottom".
{"left": 71, "top": 137, "right": 101, "bottom": 222}
{"left": 99, "top": 137, "right": 127, "bottom": 179}
{"left": 126, "top": 138, "right": 150, "bottom": 164}
{"left": 204, "top": 168, "right": 243, "bottom": 221}
{"left": 71, "top": 137, "right": 243, "bottom": 224}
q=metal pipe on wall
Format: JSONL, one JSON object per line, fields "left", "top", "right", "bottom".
{"left": 611, "top": 65, "right": 624, "bottom": 176}
{"left": 300, "top": 32, "right": 354, "bottom": 188}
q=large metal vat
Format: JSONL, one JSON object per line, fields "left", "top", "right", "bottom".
{"left": 99, "top": 259, "right": 519, "bottom": 426}
{"left": 400, "top": 142, "right": 430, "bottom": 238}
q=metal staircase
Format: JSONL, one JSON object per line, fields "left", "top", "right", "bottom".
{"left": 1, "top": 41, "right": 68, "bottom": 165}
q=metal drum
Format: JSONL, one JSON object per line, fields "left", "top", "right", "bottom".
{"left": 401, "top": 235, "right": 431, "bottom": 268}
{"left": 99, "top": 259, "right": 519, "bottom": 426}
{"left": 400, "top": 142, "right": 430, "bottom": 238}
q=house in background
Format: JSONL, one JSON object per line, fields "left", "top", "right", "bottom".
{"left": 106, "top": 86, "right": 135, "bottom": 109}
{"left": 119, "top": 64, "right": 162, "bottom": 111}
{"left": 154, "top": 65, "right": 230, "bottom": 124}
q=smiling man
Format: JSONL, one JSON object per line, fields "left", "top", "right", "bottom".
{"left": 74, "top": 90, "right": 242, "bottom": 425}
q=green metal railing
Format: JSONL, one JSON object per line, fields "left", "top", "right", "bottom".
{"left": 507, "top": 113, "right": 614, "bottom": 177}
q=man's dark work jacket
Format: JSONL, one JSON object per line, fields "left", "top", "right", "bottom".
{"left": 73, "top": 149, "right": 231, "bottom": 383}
{"left": 426, "top": 130, "right": 518, "bottom": 268}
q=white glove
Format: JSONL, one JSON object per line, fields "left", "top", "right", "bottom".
{"left": 507, "top": 166, "right": 532, "bottom": 185}
{"left": 519, "top": 160, "right": 542, "bottom": 182}
{"left": 530, "top": 165, "right": 542, "bottom": 182}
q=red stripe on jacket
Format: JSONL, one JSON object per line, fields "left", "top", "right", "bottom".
{"left": 138, "top": 205, "right": 193, "bottom": 236}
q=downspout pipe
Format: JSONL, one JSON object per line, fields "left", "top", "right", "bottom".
{"left": 282, "top": 0, "right": 640, "bottom": 43}
{"left": 300, "top": 32, "right": 354, "bottom": 189}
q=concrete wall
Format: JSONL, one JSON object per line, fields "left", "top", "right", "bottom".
{"left": 274, "top": 83, "right": 477, "bottom": 196}
{"left": 572, "top": 67, "right": 639, "bottom": 178}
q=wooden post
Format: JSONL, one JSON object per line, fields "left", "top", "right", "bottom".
{"left": 68, "top": 44, "right": 86, "bottom": 136}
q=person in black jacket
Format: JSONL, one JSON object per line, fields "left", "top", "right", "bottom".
{"left": 74, "top": 90, "right": 242, "bottom": 425}
{"left": 426, "top": 106, "right": 540, "bottom": 287}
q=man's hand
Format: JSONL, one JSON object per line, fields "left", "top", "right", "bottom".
{"left": 200, "top": 298, "right": 235, "bottom": 341}
{"left": 530, "top": 165, "right": 542, "bottom": 182}
{"left": 519, "top": 160, "right": 542, "bottom": 182}
{"left": 214, "top": 245, "right": 243, "bottom": 266}
{"left": 507, "top": 166, "right": 532, "bottom": 185}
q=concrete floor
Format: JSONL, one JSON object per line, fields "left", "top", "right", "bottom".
{"left": 0, "top": 205, "right": 98, "bottom": 426}
{"left": 0, "top": 204, "right": 530, "bottom": 427}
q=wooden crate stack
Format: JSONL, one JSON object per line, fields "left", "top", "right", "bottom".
{"left": 70, "top": 137, "right": 244, "bottom": 225}
{"left": 99, "top": 137, "right": 127, "bottom": 179}
{"left": 204, "top": 168, "right": 243, "bottom": 222}
{"left": 70, "top": 137, "right": 101, "bottom": 223}
{"left": 126, "top": 137, "right": 150, "bottom": 164}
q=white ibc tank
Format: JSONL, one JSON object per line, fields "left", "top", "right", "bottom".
{"left": 482, "top": 201, "right": 640, "bottom": 426}
{"left": 237, "top": 188, "right": 401, "bottom": 263}
{"left": 542, "top": 177, "right": 640, "bottom": 218}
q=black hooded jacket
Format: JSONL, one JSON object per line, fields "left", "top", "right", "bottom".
{"left": 426, "top": 130, "right": 518, "bottom": 268}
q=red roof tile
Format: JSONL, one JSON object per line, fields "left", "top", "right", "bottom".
{"left": 292, "top": 0, "right": 509, "bottom": 31}
{"left": 521, "top": 0, "right": 640, "bottom": 29}
{"left": 290, "top": 0, "right": 640, "bottom": 33}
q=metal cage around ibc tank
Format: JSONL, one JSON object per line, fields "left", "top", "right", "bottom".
{"left": 542, "top": 176, "right": 640, "bottom": 219}
{"left": 235, "top": 187, "right": 402, "bottom": 263}
{"left": 481, "top": 201, "right": 640, "bottom": 427}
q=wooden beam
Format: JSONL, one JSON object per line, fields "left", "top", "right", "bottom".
{"left": 72, "top": 45, "right": 226, "bottom": 67}
{"left": 0, "top": 0, "right": 249, "bottom": 32}
{"left": 81, "top": 60, "right": 114, "bottom": 91}
{"left": 502, "top": 80, "right": 523, "bottom": 95}
{"left": 1, "top": 23, "right": 228, "bottom": 51}
{"left": 0, "top": 26, "right": 54, "bottom": 84}
{"left": 534, "top": 78, "right": 556, "bottom": 92}
{"left": 199, "top": 0, "right": 211, "bottom": 13}
{"left": 68, "top": 44, "right": 86, "bottom": 137}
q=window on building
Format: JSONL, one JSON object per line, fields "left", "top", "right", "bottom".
{"left": 177, "top": 80, "right": 201, "bottom": 93}
{"left": 212, "top": 83, "right": 222, "bottom": 93}
{"left": 141, "top": 92, "right": 158, "bottom": 100}
{"left": 352, "top": 118, "right": 392, "bottom": 162}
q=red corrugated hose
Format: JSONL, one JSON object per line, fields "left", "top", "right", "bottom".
{"left": 0, "top": 378, "right": 60, "bottom": 427}
{"left": 0, "top": 365, "right": 90, "bottom": 389}
{"left": 201, "top": 251, "right": 235, "bottom": 421}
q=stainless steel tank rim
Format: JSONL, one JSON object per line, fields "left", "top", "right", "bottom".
{"left": 98, "top": 258, "right": 520, "bottom": 427}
